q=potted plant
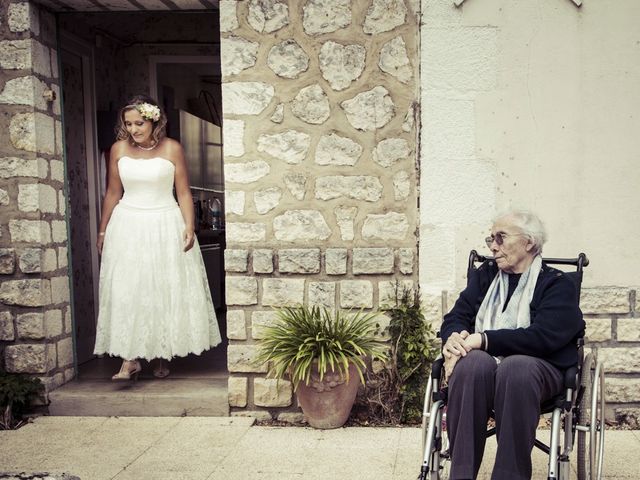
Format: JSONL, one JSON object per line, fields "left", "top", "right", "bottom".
{"left": 255, "top": 305, "right": 387, "bottom": 429}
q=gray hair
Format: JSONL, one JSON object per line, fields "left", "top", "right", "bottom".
{"left": 494, "top": 210, "right": 547, "bottom": 256}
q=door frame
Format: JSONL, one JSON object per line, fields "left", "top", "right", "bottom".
{"left": 59, "top": 30, "right": 101, "bottom": 365}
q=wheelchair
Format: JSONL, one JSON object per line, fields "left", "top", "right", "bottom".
{"left": 419, "top": 251, "right": 605, "bottom": 480}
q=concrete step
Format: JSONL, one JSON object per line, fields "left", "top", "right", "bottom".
{"left": 48, "top": 377, "right": 229, "bottom": 417}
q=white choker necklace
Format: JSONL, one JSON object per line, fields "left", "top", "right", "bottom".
{"left": 136, "top": 142, "right": 157, "bottom": 151}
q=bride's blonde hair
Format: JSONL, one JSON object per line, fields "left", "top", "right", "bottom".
{"left": 115, "top": 95, "right": 167, "bottom": 145}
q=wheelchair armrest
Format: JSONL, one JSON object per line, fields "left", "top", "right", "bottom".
{"left": 431, "top": 356, "right": 444, "bottom": 380}
{"left": 564, "top": 366, "right": 578, "bottom": 390}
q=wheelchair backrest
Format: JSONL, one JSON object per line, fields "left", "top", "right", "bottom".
{"left": 466, "top": 250, "right": 589, "bottom": 302}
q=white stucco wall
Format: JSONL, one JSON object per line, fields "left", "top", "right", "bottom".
{"left": 420, "top": 0, "right": 640, "bottom": 291}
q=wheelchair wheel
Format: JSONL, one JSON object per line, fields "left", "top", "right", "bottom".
{"left": 577, "top": 352, "right": 606, "bottom": 480}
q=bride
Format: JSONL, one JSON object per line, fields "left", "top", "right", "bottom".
{"left": 93, "top": 95, "right": 221, "bottom": 381}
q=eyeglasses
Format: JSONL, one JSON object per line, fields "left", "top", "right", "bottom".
{"left": 484, "top": 232, "right": 525, "bottom": 248}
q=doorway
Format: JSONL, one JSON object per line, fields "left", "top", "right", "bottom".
{"left": 53, "top": 9, "right": 228, "bottom": 415}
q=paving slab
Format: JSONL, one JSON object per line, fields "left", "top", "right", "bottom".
{"left": 1, "top": 417, "right": 638, "bottom": 479}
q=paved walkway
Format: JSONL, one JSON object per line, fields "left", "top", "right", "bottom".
{"left": 1, "top": 417, "right": 638, "bottom": 479}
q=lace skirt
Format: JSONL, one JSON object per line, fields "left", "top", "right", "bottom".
{"left": 94, "top": 202, "right": 221, "bottom": 360}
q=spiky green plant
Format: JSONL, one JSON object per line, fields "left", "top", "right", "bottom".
{"left": 255, "top": 305, "right": 388, "bottom": 389}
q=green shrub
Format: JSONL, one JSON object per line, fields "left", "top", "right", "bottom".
{"left": 0, "top": 370, "right": 43, "bottom": 429}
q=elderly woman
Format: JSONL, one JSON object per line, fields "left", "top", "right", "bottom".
{"left": 440, "top": 210, "right": 584, "bottom": 480}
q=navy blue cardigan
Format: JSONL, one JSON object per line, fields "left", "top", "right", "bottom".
{"left": 440, "top": 260, "right": 585, "bottom": 370}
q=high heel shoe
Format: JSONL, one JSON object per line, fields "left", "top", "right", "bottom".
{"left": 153, "top": 359, "right": 170, "bottom": 379}
{"left": 112, "top": 360, "right": 142, "bottom": 381}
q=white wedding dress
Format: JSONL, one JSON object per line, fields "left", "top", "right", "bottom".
{"left": 94, "top": 156, "right": 221, "bottom": 360}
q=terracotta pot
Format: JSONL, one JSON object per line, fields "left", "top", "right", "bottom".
{"left": 296, "top": 361, "right": 361, "bottom": 429}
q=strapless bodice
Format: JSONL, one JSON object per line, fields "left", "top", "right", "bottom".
{"left": 117, "top": 156, "right": 176, "bottom": 209}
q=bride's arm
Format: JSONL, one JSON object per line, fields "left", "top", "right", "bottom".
{"left": 171, "top": 141, "right": 196, "bottom": 252}
{"left": 97, "top": 144, "right": 125, "bottom": 254}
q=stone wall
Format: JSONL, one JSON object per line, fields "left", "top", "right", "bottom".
{"left": 0, "top": 1, "right": 73, "bottom": 392}
{"left": 220, "top": 0, "right": 420, "bottom": 419}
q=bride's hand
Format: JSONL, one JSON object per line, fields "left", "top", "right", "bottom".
{"left": 183, "top": 229, "right": 195, "bottom": 252}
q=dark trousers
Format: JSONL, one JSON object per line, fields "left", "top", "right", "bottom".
{"left": 447, "top": 351, "right": 563, "bottom": 480}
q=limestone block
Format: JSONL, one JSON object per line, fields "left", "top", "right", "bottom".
{"left": 597, "top": 348, "right": 640, "bottom": 373}
{"left": 0, "top": 189, "right": 8, "bottom": 206}
{"left": 277, "top": 412, "right": 305, "bottom": 424}
{"left": 254, "top": 188, "right": 282, "bottom": 214}
{"left": 219, "top": 0, "right": 239, "bottom": 32}
{"left": 225, "top": 190, "right": 245, "bottom": 215}
{"left": 221, "top": 36, "right": 258, "bottom": 77}
{"left": 0, "top": 75, "right": 48, "bottom": 110}
{"left": 303, "top": 0, "right": 351, "bottom": 35}
{"left": 605, "top": 377, "right": 640, "bottom": 403}
{"left": 363, "top": 0, "right": 407, "bottom": 35}
{"left": 351, "top": 248, "right": 394, "bottom": 275}
{"left": 0, "top": 157, "right": 46, "bottom": 179}
{"left": 362, "top": 212, "right": 409, "bottom": 240}
{"left": 222, "top": 119, "right": 245, "bottom": 157}
{"left": 615, "top": 408, "right": 640, "bottom": 428}
{"left": 580, "top": 288, "right": 630, "bottom": 314}
{"left": 271, "top": 103, "right": 284, "bottom": 123}
{"left": 64, "top": 367, "right": 75, "bottom": 382}
{"left": 372, "top": 313, "right": 391, "bottom": 341}
{"left": 326, "top": 248, "right": 347, "bottom": 275}
{"left": 0, "top": 311, "right": 15, "bottom": 341}
{"left": 254, "top": 378, "right": 292, "bottom": 407}
{"left": 315, "top": 132, "right": 362, "bottom": 166}
{"left": 372, "top": 138, "right": 410, "bottom": 168}
{"left": 226, "top": 276, "right": 258, "bottom": 305}
{"left": 5, "top": 344, "right": 55, "bottom": 374}
{"left": 341, "top": 86, "right": 395, "bottom": 131}
{"left": 51, "top": 83, "right": 61, "bottom": 116}
{"left": 31, "top": 40, "right": 51, "bottom": 77}
{"left": 55, "top": 120, "right": 63, "bottom": 155}
{"left": 52, "top": 220, "right": 67, "bottom": 243}
{"left": 18, "top": 183, "right": 57, "bottom": 213}
{"left": 308, "top": 282, "right": 336, "bottom": 308}
{"left": 39, "top": 371, "right": 65, "bottom": 393}
{"left": 403, "top": 103, "right": 415, "bottom": 132}
{"left": 64, "top": 307, "right": 72, "bottom": 334}
{"left": 226, "top": 310, "right": 247, "bottom": 340}
{"left": 251, "top": 311, "right": 279, "bottom": 339}
{"left": 247, "top": 0, "right": 289, "bottom": 33}
{"left": 278, "top": 249, "right": 320, "bottom": 274}
{"left": 617, "top": 318, "right": 640, "bottom": 342}
{"left": 398, "top": 248, "right": 413, "bottom": 274}
{"left": 267, "top": 39, "right": 309, "bottom": 79}
{"left": 420, "top": 291, "right": 445, "bottom": 324}
{"left": 8, "top": 3, "right": 38, "bottom": 34}
{"left": 0, "top": 249, "right": 16, "bottom": 274}
{"left": 379, "top": 280, "right": 415, "bottom": 306}
{"left": 51, "top": 276, "right": 70, "bottom": 304}
{"left": 228, "top": 376, "right": 248, "bottom": 407}
{"left": 225, "top": 249, "right": 249, "bottom": 273}
{"left": 0, "top": 40, "right": 31, "bottom": 69}
{"left": 56, "top": 247, "right": 67, "bottom": 269}
{"left": 262, "top": 278, "right": 305, "bottom": 306}
{"left": 9, "top": 220, "right": 51, "bottom": 243}
{"left": 257, "top": 130, "right": 310, "bottom": 165}
{"left": 273, "top": 210, "right": 331, "bottom": 241}
{"left": 335, "top": 207, "right": 357, "bottom": 241}
{"left": 393, "top": 170, "right": 411, "bottom": 200}
{"left": 50, "top": 159, "right": 64, "bottom": 182}
{"left": 227, "top": 344, "right": 268, "bottom": 373}
{"left": 291, "top": 84, "right": 330, "bottom": 125}
{"left": 340, "top": 280, "right": 373, "bottom": 309}
{"left": 10, "top": 112, "right": 55, "bottom": 155}
{"left": 584, "top": 318, "right": 611, "bottom": 343}
{"left": 319, "top": 41, "right": 366, "bottom": 91}
{"left": 226, "top": 223, "right": 266, "bottom": 243}
{"left": 226, "top": 160, "right": 270, "bottom": 184}
{"left": 315, "top": 176, "right": 383, "bottom": 202}
{"left": 44, "top": 309, "right": 63, "bottom": 338}
{"left": 283, "top": 173, "right": 306, "bottom": 200}
{"left": 253, "top": 249, "right": 274, "bottom": 274}
{"left": 222, "top": 82, "right": 274, "bottom": 115}
{"left": 0, "top": 279, "right": 51, "bottom": 307}
{"left": 50, "top": 48, "right": 59, "bottom": 79}
{"left": 353, "top": 248, "right": 394, "bottom": 274}
{"left": 58, "top": 190, "right": 66, "bottom": 215}
{"left": 16, "top": 312, "right": 45, "bottom": 340}
{"left": 57, "top": 336, "right": 74, "bottom": 368}
{"left": 379, "top": 36, "right": 412, "bottom": 84}
{"left": 231, "top": 410, "right": 273, "bottom": 421}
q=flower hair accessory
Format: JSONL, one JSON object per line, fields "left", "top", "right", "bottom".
{"left": 132, "top": 102, "right": 161, "bottom": 122}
